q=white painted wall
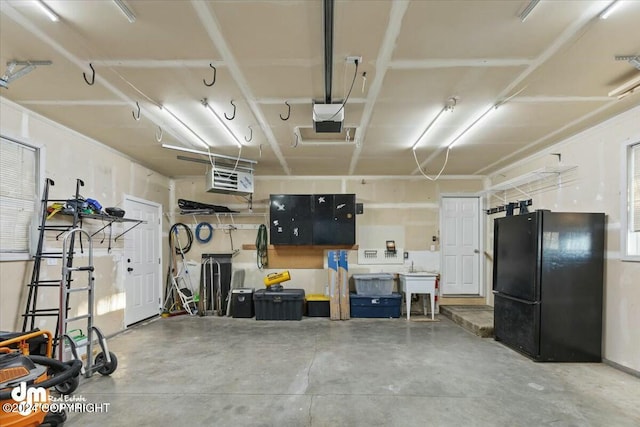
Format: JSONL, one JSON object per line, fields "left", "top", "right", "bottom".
{"left": 0, "top": 97, "right": 171, "bottom": 336}
{"left": 485, "top": 105, "right": 640, "bottom": 373}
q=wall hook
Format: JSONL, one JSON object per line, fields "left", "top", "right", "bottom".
{"left": 83, "top": 63, "right": 95, "bottom": 86}
{"left": 245, "top": 126, "right": 253, "bottom": 142}
{"left": 132, "top": 101, "right": 141, "bottom": 121}
{"left": 203, "top": 63, "right": 216, "bottom": 87}
{"left": 291, "top": 133, "right": 299, "bottom": 148}
{"left": 224, "top": 100, "right": 236, "bottom": 120}
{"left": 280, "top": 101, "right": 291, "bottom": 120}
{"left": 155, "top": 126, "right": 163, "bottom": 142}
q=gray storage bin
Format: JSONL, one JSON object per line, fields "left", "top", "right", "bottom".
{"left": 353, "top": 273, "right": 394, "bottom": 295}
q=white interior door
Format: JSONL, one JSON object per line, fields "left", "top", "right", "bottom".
{"left": 124, "top": 196, "right": 161, "bottom": 326}
{"left": 441, "top": 196, "right": 481, "bottom": 295}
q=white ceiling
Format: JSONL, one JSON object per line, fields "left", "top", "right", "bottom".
{"left": 1, "top": 0, "right": 639, "bottom": 177}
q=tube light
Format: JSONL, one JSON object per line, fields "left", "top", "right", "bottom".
{"left": 159, "top": 106, "right": 210, "bottom": 150}
{"left": 162, "top": 144, "right": 257, "bottom": 165}
{"left": 599, "top": 0, "right": 621, "bottom": 19}
{"left": 34, "top": 0, "right": 60, "bottom": 22}
{"left": 202, "top": 99, "right": 243, "bottom": 148}
{"left": 519, "top": 0, "right": 540, "bottom": 22}
{"left": 608, "top": 74, "right": 640, "bottom": 99}
{"left": 113, "top": 0, "right": 136, "bottom": 23}
{"left": 447, "top": 104, "right": 499, "bottom": 149}
{"left": 412, "top": 98, "right": 457, "bottom": 150}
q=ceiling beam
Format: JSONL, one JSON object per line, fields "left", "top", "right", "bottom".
{"left": 190, "top": 0, "right": 290, "bottom": 175}
{"left": 0, "top": 2, "right": 202, "bottom": 155}
{"left": 414, "top": 1, "right": 611, "bottom": 175}
{"left": 256, "top": 97, "right": 366, "bottom": 105}
{"left": 84, "top": 59, "right": 223, "bottom": 68}
{"left": 389, "top": 58, "right": 533, "bottom": 69}
{"left": 509, "top": 96, "right": 612, "bottom": 103}
{"left": 474, "top": 100, "right": 620, "bottom": 175}
{"left": 20, "top": 100, "right": 130, "bottom": 106}
{"left": 348, "top": 0, "right": 411, "bottom": 175}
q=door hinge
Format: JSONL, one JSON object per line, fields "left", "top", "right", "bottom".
{"left": 158, "top": 258, "right": 161, "bottom": 264}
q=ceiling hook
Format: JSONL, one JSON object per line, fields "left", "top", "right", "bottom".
{"left": 203, "top": 63, "right": 216, "bottom": 87}
{"left": 155, "top": 126, "right": 163, "bottom": 142}
{"left": 132, "top": 101, "right": 141, "bottom": 121}
{"left": 224, "top": 100, "right": 236, "bottom": 120}
{"left": 244, "top": 126, "right": 253, "bottom": 142}
{"left": 83, "top": 63, "right": 95, "bottom": 86}
{"left": 291, "top": 133, "right": 299, "bottom": 148}
{"left": 280, "top": 101, "right": 291, "bottom": 121}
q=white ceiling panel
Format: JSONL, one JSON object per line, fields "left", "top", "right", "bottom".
{"left": 1, "top": 0, "right": 638, "bottom": 178}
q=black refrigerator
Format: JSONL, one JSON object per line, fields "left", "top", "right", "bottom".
{"left": 493, "top": 210, "right": 605, "bottom": 362}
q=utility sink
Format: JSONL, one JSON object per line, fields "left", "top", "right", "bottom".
{"left": 398, "top": 272, "right": 438, "bottom": 320}
{"left": 401, "top": 271, "right": 438, "bottom": 277}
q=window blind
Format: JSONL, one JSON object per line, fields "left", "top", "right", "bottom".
{"left": 633, "top": 143, "right": 640, "bottom": 232}
{"left": 0, "top": 137, "right": 37, "bottom": 253}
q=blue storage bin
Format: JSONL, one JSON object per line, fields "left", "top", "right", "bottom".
{"left": 349, "top": 293, "right": 401, "bottom": 318}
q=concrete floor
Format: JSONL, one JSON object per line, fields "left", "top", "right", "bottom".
{"left": 64, "top": 316, "right": 640, "bottom": 427}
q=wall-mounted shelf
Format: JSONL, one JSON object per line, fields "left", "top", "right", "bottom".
{"left": 176, "top": 211, "right": 267, "bottom": 230}
{"left": 54, "top": 212, "right": 144, "bottom": 241}
{"left": 486, "top": 165, "right": 577, "bottom": 193}
{"left": 76, "top": 213, "right": 145, "bottom": 241}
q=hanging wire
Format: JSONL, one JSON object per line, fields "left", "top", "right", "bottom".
{"left": 325, "top": 59, "right": 359, "bottom": 121}
{"left": 413, "top": 146, "right": 452, "bottom": 181}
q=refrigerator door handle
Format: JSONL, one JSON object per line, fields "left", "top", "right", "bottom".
{"left": 493, "top": 291, "right": 540, "bottom": 305}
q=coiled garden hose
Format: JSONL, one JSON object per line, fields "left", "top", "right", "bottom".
{"left": 195, "top": 222, "right": 213, "bottom": 244}
{"left": 169, "top": 223, "right": 193, "bottom": 254}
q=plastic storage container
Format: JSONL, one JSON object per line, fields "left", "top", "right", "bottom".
{"left": 350, "top": 293, "right": 402, "bottom": 318}
{"left": 306, "top": 294, "right": 330, "bottom": 317}
{"left": 232, "top": 288, "right": 255, "bottom": 318}
{"left": 353, "top": 273, "right": 394, "bottom": 295}
{"left": 254, "top": 288, "right": 305, "bottom": 320}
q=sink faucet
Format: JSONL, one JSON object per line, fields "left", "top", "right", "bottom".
{"left": 410, "top": 261, "right": 415, "bottom": 273}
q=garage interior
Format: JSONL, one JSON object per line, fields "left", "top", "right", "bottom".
{"left": 0, "top": 1, "right": 639, "bottom": 426}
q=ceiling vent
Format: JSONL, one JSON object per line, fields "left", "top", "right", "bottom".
{"left": 313, "top": 103, "right": 344, "bottom": 133}
{"left": 206, "top": 164, "right": 254, "bottom": 195}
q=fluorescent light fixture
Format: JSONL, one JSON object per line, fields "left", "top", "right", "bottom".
{"left": 519, "top": 0, "right": 540, "bottom": 22}
{"left": 412, "top": 98, "right": 457, "bottom": 150}
{"left": 113, "top": 0, "right": 136, "bottom": 23}
{"left": 608, "top": 74, "right": 640, "bottom": 99}
{"left": 599, "top": 0, "right": 621, "bottom": 19}
{"left": 162, "top": 144, "right": 257, "bottom": 164}
{"left": 159, "top": 106, "right": 210, "bottom": 149}
{"left": 201, "top": 98, "right": 243, "bottom": 148}
{"left": 35, "top": 0, "right": 60, "bottom": 22}
{"left": 447, "top": 104, "right": 499, "bottom": 149}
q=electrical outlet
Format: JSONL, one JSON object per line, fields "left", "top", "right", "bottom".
{"left": 346, "top": 56, "right": 362, "bottom": 64}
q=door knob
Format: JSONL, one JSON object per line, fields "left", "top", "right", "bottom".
{"left": 474, "top": 249, "right": 480, "bottom": 254}
{"left": 127, "top": 267, "right": 134, "bottom": 272}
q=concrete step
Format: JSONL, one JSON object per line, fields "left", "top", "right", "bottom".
{"left": 440, "top": 305, "right": 494, "bottom": 338}
{"left": 439, "top": 296, "right": 486, "bottom": 306}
